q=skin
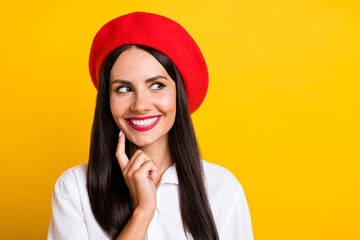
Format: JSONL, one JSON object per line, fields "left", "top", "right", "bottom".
{"left": 109, "top": 46, "right": 176, "bottom": 224}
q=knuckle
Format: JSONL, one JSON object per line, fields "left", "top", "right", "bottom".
{"left": 146, "top": 159, "right": 155, "bottom": 166}
{"left": 131, "top": 150, "right": 143, "bottom": 161}
{"left": 127, "top": 169, "right": 134, "bottom": 177}
{"left": 144, "top": 160, "right": 152, "bottom": 167}
{"left": 135, "top": 149, "right": 143, "bottom": 155}
{"left": 133, "top": 170, "right": 141, "bottom": 179}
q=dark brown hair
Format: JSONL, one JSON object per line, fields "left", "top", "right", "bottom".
{"left": 87, "top": 44, "right": 219, "bottom": 240}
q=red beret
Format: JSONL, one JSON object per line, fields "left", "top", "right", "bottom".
{"left": 88, "top": 11, "right": 208, "bottom": 114}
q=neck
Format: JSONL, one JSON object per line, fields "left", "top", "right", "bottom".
{"left": 128, "top": 134, "right": 173, "bottom": 185}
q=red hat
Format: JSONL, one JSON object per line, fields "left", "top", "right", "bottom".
{"left": 88, "top": 11, "right": 208, "bottom": 114}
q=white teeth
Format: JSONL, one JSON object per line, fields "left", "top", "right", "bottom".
{"left": 130, "top": 117, "right": 159, "bottom": 127}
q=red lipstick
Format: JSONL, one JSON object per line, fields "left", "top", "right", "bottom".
{"left": 125, "top": 115, "right": 162, "bottom": 132}
{"left": 127, "top": 115, "right": 160, "bottom": 120}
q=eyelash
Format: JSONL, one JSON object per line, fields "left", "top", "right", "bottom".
{"left": 116, "top": 82, "right": 165, "bottom": 93}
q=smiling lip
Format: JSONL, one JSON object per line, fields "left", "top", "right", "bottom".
{"left": 127, "top": 115, "right": 160, "bottom": 120}
{"left": 125, "top": 115, "right": 162, "bottom": 132}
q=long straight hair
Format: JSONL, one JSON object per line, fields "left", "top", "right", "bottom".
{"left": 87, "top": 44, "right": 219, "bottom": 240}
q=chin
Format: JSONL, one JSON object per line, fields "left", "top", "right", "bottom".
{"left": 129, "top": 132, "right": 168, "bottom": 148}
{"left": 131, "top": 141, "right": 150, "bottom": 148}
{"left": 128, "top": 136, "right": 156, "bottom": 148}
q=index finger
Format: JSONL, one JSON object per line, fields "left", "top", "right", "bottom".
{"left": 116, "top": 130, "right": 129, "bottom": 171}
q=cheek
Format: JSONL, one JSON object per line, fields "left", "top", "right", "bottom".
{"left": 110, "top": 97, "right": 127, "bottom": 119}
{"left": 157, "top": 92, "right": 176, "bottom": 118}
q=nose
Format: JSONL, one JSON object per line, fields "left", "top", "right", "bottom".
{"left": 130, "top": 91, "right": 151, "bottom": 113}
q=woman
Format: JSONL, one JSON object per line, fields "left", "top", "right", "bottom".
{"left": 48, "top": 12, "right": 253, "bottom": 240}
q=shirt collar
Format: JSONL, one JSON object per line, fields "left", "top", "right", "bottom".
{"left": 158, "top": 162, "right": 178, "bottom": 185}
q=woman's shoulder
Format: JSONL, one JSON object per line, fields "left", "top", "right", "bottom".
{"left": 57, "top": 163, "right": 88, "bottom": 180}
{"left": 201, "top": 159, "right": 239, "bottom": 182}
{"left": 200, "top": 158, "right": 244, "bottom": 193}
{"left": 53, "top": 163, "right": 88, "bottom": 191}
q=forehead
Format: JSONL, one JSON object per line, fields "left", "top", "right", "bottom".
{"left": 110, "top": 47, "right": 170, "bottom": 83}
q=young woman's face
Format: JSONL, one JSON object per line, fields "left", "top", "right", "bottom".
{"left": 109, "top": 46, "right": 176, "bottom": 147}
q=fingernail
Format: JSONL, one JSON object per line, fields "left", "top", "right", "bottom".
{"left": 119, "top": 130, "right": 123, "bottom": 137}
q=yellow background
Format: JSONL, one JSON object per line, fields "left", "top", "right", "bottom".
{"left": 1, "top": 0, "right": 359, "bottom": 239}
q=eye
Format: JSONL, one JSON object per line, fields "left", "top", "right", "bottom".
{"left": 116, "top": 86, "right": 132, "bottom": 93}
{"left": 150, "top": 82, "right": 165, "bottom": 90}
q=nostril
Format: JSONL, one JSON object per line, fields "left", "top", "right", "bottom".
{"left": 130, "top": 102, "right": 151, "bottom": 112}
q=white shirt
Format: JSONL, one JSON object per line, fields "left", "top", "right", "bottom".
{"left": 47, "top": 159, "right": 253, "bottom": 240}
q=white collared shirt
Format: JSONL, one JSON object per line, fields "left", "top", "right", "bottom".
{"left": 47, "top": 159, "right": 253, "bottom": 240}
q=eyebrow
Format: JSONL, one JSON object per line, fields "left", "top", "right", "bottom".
{"left": 111, "top": 75, "right": 168, "bottom": 85}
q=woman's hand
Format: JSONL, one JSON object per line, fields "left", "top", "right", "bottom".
{"left": 115, "top": 130, "right": 158, "bottom": 215}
